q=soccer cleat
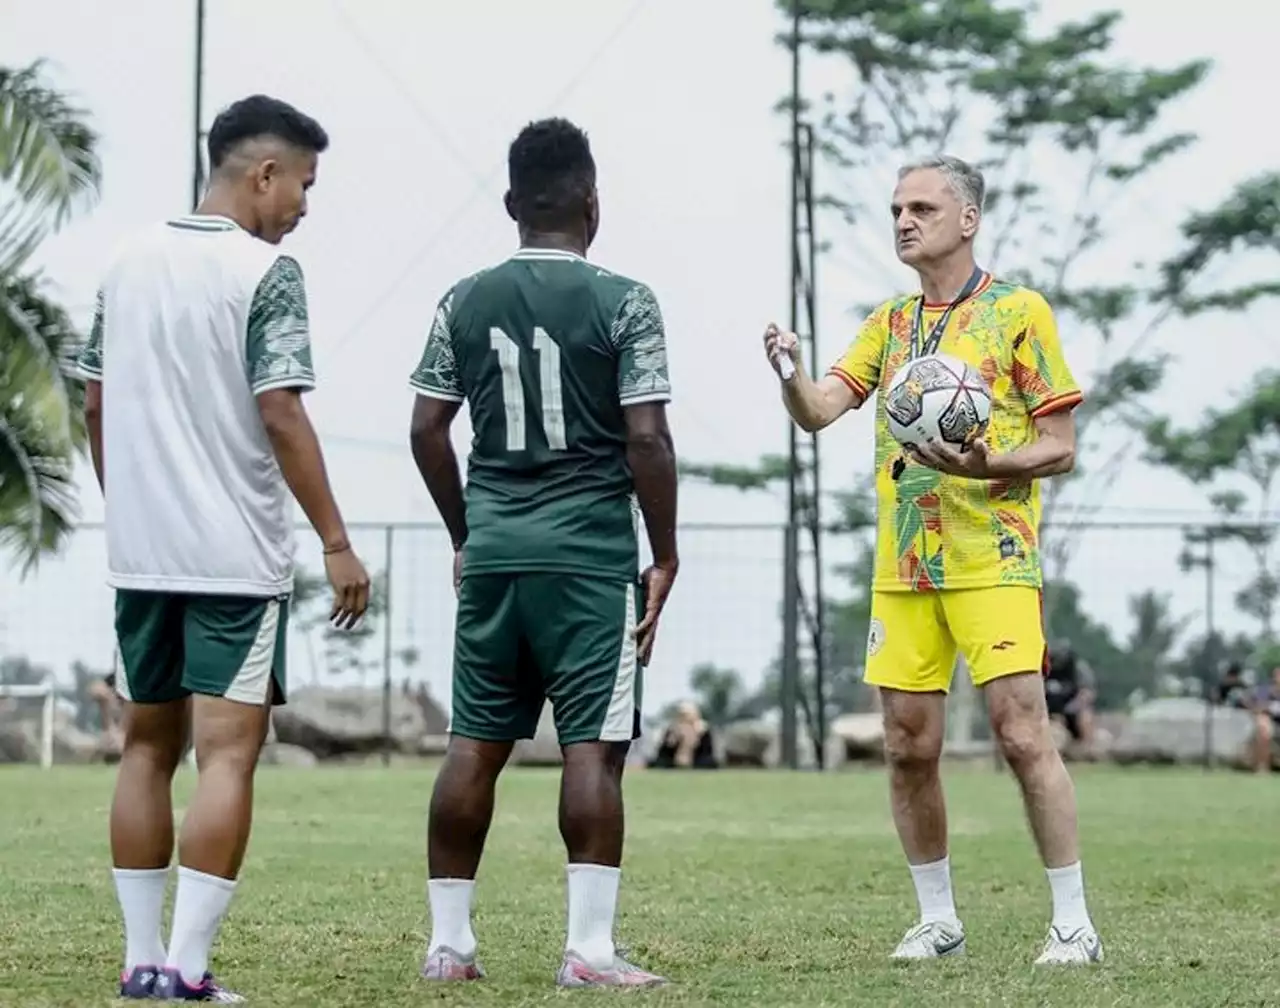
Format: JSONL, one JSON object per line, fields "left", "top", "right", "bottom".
{"left": 1035, "top": 925, "right": 1103, "bottom": 965}
{"left": 890, "top": 920, "right": 967, "bottom": 959}
{"left": 118, "top": 965, "right": 159, "bottom": 999}
{"left": 420, "top": 945, "right": 484, "bottom": 982}
{"left": 153, "top": 967, "right": 245, "bottom": 1002}
{"left": 556, "top": 950, "right": 667, "bottom": 989}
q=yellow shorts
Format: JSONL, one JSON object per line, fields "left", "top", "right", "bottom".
{"left": 864, "top": 585, "right": 1046, "bottom": 693}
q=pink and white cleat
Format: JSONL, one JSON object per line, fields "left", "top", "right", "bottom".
{"left": 556, "top": 950, "right": 667, "bottom": 988}
{"left": 420, "top": 945, "right": 484, "bottom": 982}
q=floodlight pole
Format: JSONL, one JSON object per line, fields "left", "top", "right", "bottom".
{"left": 191, "top": 0, "right": 207, "bottom": 211}
{"left": 779, "top": 0, "right": 803, "bottom": 771}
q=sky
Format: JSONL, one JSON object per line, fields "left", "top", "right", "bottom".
{"left": 3, "top": 0, "right": 1279, "bottom": 714}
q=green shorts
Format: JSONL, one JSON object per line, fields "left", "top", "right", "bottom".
{"left": 114, "top": 590, "right": 289, "bottom": 706}
{"left": 450, "top": 573, "right": 642, "bottom": 746}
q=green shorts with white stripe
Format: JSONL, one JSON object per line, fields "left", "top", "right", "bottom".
{"left": 449, "top": 573, "right": 642, "bottom": 745}
{"left": 114, "top": 590, "right": 289, "bottom": 706}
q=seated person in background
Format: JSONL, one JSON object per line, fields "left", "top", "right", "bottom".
{"left": 1213, "top": 662, "right": 1251, "bottom": 708}
{"left": 1249, "top": 666, "right": 1280, "bottom": 774}
{"left": 649, "top": 702, "right": 718, "bottom": 769}
{"left": 1044, "top": 643, "right": 1096, "bottom": 752}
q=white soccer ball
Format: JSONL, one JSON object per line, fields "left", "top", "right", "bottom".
{"left": 884, "top": 352, "right": 992, "bottom": 452}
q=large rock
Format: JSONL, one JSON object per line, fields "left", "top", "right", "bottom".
{"left": 0, "top": 702, "right": 108, "bottom": 765}
{"left": 720, "top": 718, "right": 846, "bottom": 769}
{"left": 1110, "top": 698, "right": 1276, "bottom": 769}
{"left": 513, "top": 706, "right": 562, "bottom": 766}
{"left": 830, "top": 712, "right": 884, "bottom": 762}
{"left": 271, "top": 686, "right": 447, "bottom": 759}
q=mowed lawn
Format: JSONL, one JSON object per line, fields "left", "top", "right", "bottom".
{"left": 1, "top": 763, "right": 1278, "bottom": 1007}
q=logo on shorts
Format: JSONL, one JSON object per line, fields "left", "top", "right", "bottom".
{"left": 867, "top": 618, "right": 886, "bottom": 657}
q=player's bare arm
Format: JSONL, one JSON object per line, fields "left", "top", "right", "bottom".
{"left": 84, "top": 378, "right": 105, "bottom": 490}
{"left": 763, "top": 323, "right": 862, "bottom": 431}
{"left": 409, "top": 395, "right": 468, "bottom": 565}
{"left": 912, "top": 408, "right": 1078, "bottom": 480}
{"left": 258, "top": 387, "right": 369, "bottom": 627}
{"left": 625, "top": 401, "right": 678, "bottom": 666}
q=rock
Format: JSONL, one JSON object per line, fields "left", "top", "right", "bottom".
{"left": 271, "top": 686, "right": 447, "bottom": 759}
{"left": 720, "top": 718, "right": 845, "bottom": 769}
{"left": 0, "top": 703, "right": 107, "bottom": 765}
{"left": 513, "top": 705, "right": 562, "bottom": 766}
{"left": 830, "top": 712, "right": 884, "bottom": 762}
{"left": 1110, "top": 698, "right": 1275, "bottom": 769}
{"left": 260, "top": 743, "right": 318, "bottom": 768}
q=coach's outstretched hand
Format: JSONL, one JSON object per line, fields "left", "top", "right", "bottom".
{"left": 763, "top": 323, "right": 800, "bottom": 377}
{"left": 636, "top": 560, "right": 678, "bottom": 667}
{"left": 325, "top": 545, "right": 371, "bottom": 630}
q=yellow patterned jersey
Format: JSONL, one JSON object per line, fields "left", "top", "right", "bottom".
{"left": 829, "top": 275, "right": 1083, "bottom": 592}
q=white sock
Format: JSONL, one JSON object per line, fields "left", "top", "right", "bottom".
{"left": 427, "top": 878, "right": 477, "bottom": 958}
{"left": 112, "top": 867, "right": 169, "bottom": 970}
{"left": 565, "top": 863, "right": 620, "bottom": 969}
{"left": 165, "top": 866, "right": 237, "bottom": 984}
{"left": 1046, "top": 861, "right": 1093, "bottom": 933}
{"left": 909, "top": 856, "right": 960, "bottom": 927}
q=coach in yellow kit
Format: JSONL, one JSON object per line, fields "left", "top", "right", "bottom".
{"left": 762, "top": 154, "right": 1102, "bottom": 967}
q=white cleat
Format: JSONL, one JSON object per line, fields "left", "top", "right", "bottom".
{"left": 890, "top": 920, "right": 967, "bottom": 959}
{"left": 1035, "top": 925, "right": 1104, "bottom": 965}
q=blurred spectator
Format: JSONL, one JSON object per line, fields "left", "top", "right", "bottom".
{"left": 649, "top": 701, "right": 718, "bottom": 769}
{"left": 1213, "top": 661, "right": 1251, "bottom": 708}
{"left": 1248, "top": 666, "right": 1280, "bottom": 774}
{"left": 1044, "top": 643, "right": 1096, "bottom": 751}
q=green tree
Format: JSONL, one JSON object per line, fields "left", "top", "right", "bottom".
{"left": 1147, "top": 174, "right": 1280, "bottom": 651}
{"left": 0, "top": 61, "right": 102, "bottom": 572}
{"left": 772, "top": 0, "right": 1209, "bottom": 596}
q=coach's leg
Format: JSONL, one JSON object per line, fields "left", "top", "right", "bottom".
{"left": 959, "top": 587, "right": 1100, "bottom": 963}
{"left": 423, "top": 576, "right": 526, "bottom": 978}
{"left": 159, "top": 595, "right": 286, "bottom": 995}
{"left": 863, "top": 593, "right": 965, "bottom": 957}
{"left": 531, "top": 575, "right": 663, "bottom": 986}
{"left": 110, "top": 592, "right": 189, "bottom": 987}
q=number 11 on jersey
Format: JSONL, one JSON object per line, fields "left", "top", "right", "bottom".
{"left": 489, "top": 326, "right": 567, "bottom": 452}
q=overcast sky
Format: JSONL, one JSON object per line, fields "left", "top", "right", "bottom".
{"left": 3, "top": 0, "right": 1278, "bottom": 712}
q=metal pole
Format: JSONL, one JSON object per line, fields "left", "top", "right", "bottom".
{"left": 191, "top": 0, "right": 206, "bottom": 211}
{"left": 779, "top": 0, "right": 803, "bottom": 771}
{"left": 1203, "top": 533, "right": 1216, "bottom": 770}
{"left": 381, "top": 525, "right": 395, "bottom": 768}
{"left": 801, "top": 123, "right": 826, "bottom": 770}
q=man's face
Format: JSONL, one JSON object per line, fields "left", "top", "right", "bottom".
{"left": 891, "top": 168, "right": 976, "bottom": 266}
{"left": 251, "top": 146, "right": 317, "bottom": 245}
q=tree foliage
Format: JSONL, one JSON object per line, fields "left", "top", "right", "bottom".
{"left": 0, "top": 61, "right": 101, "bottom": 572}
{"left": 777, "top": 0, "right": 1208, "bottom": 585}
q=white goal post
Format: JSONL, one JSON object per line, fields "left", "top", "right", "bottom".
{"left": 0, "top": 677, "right": 56, "bottom": 769}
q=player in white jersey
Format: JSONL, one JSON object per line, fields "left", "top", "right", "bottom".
{"left": 75, "top": 95, "right": 370, "bottom": 1003}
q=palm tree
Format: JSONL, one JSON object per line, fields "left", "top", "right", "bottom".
{"left": 0, "top": 60, "right": 102, "bottom": 572}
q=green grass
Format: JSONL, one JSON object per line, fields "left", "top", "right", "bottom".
{"left": 1, "top": 764, "right": 1278, "bottom": 1007}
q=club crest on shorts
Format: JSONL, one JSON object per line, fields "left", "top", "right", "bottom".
{"left": 867, "top": 618, "right": 886, "bottom": 657}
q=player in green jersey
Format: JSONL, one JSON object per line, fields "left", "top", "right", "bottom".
{"left": 408, "top": 117, "right": 679, "bottom": 989}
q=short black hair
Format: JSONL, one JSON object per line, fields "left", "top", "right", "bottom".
{"left": 507, "top": 117, "right": 595, "bottom": 229}
{"left": 207, "top": 94, "right": 329, "bottom": 170}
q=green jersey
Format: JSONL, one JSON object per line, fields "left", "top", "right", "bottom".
{"left": 409, "top": 247, "right": 673, "bottom": 580}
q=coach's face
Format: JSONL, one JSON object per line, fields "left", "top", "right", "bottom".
{"left": 253, "top": 146, "right": 316, "bottom": 245}
{"left": 891, "top": 168, "right": 977, "bottom": 266}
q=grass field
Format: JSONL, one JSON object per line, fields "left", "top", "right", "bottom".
{"left": 1, "top": 764, "right": 1278, "bottom": 1007}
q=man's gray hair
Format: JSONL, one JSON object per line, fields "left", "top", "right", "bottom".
{"left": 898, "top": 155, "right": 986, "bottom": 213}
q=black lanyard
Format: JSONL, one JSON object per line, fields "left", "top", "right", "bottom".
{"left": 907, "top": 265, "right": 986, "bottom": 359}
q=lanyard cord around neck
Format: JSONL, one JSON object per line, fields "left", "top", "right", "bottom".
{"left": 908, "top": 264, "right": 986, "bottom": 359}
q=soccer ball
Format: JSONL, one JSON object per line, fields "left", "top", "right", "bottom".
{"left": 884, "top": 352, "right": 991, "bottom": 452}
